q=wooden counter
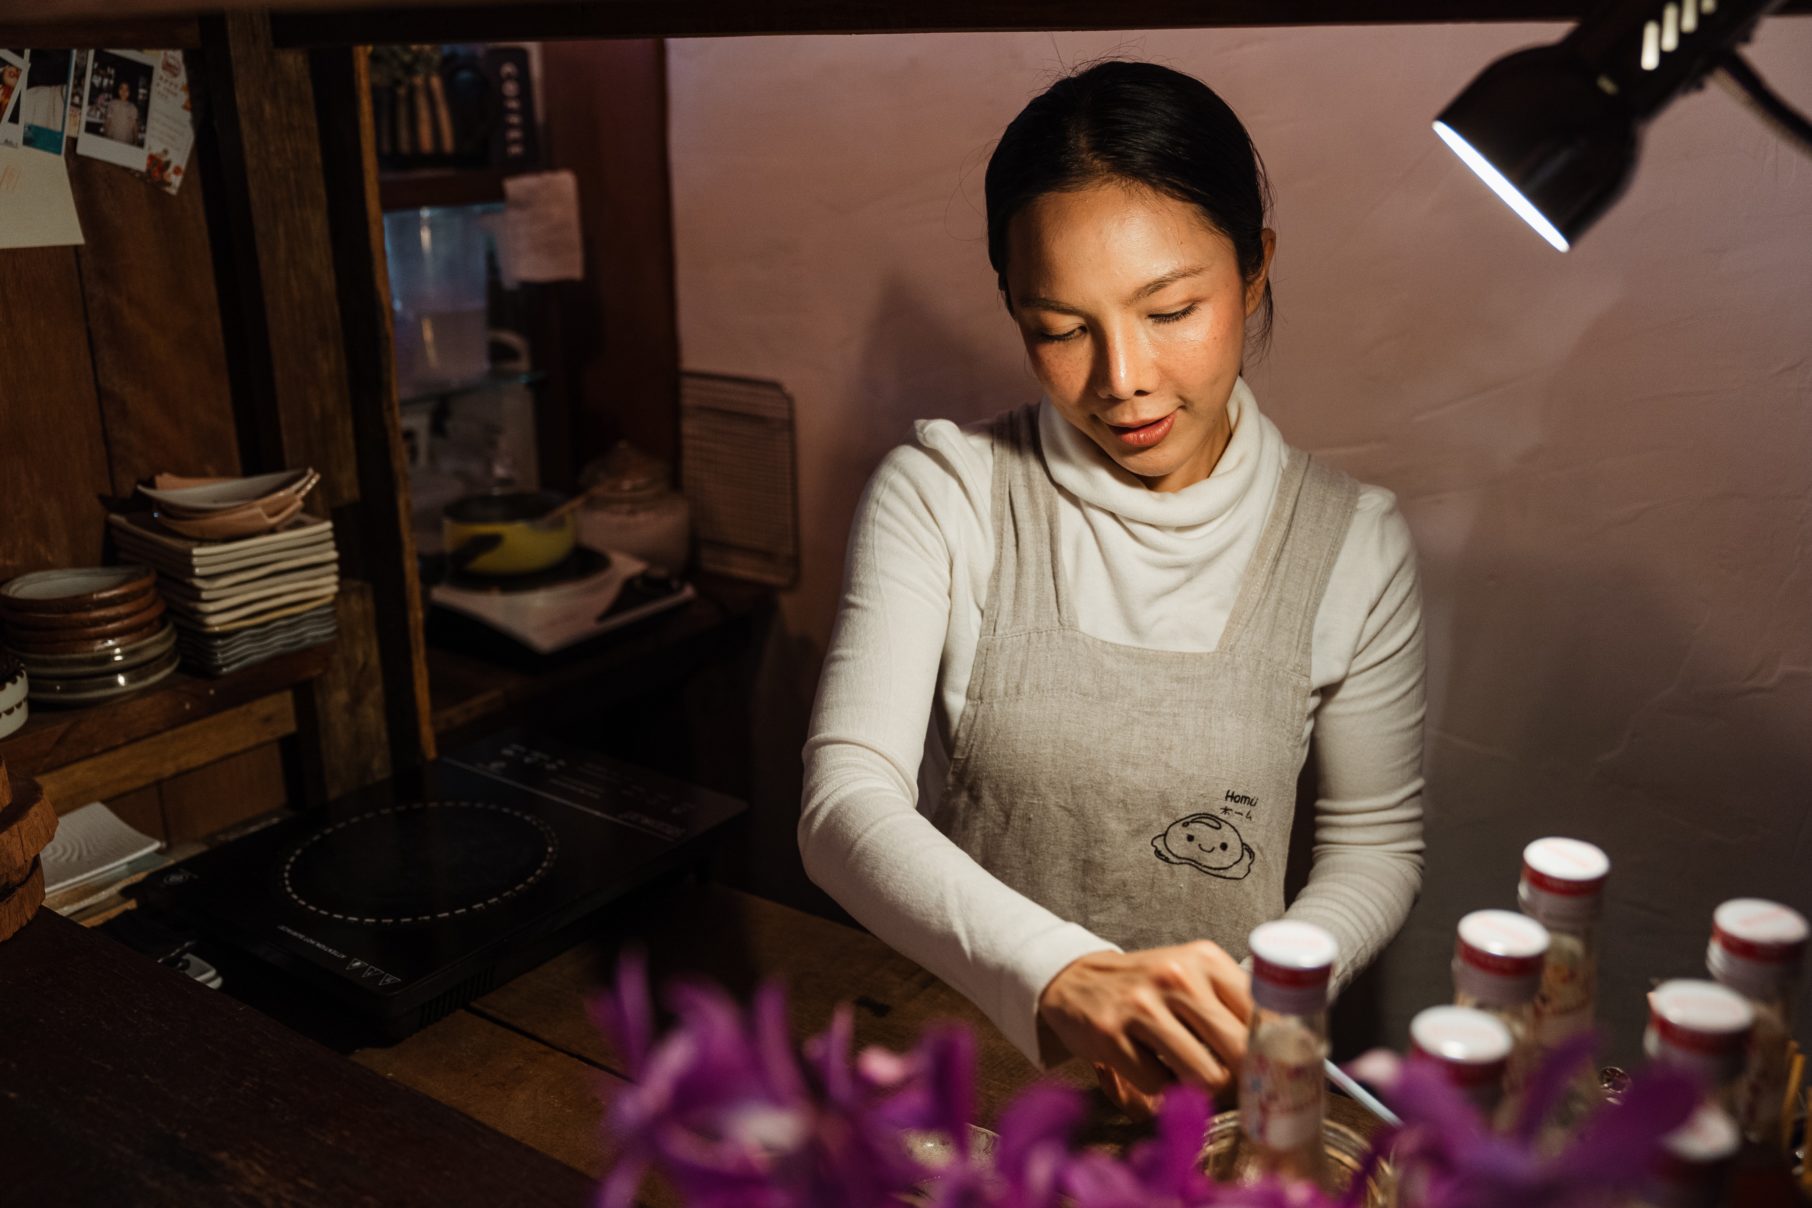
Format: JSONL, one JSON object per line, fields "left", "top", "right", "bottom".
{"left": 0, "top": 910, "right": 595, "bottom": 1206}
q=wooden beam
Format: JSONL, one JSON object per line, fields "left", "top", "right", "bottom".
{"left": 196, "top": 12, "right": 415, "bottom": 799}
{"left": 267, "top": 0, "right": 1812, "bottom": 48}
{"left": 308, "top": 45, "right": 438, "bottom": 771}
{"left": 36, "top": 693, "right": 296, "bottom": 809}
{"left": 0, "top": 19, "right": 200, "bottom": 47}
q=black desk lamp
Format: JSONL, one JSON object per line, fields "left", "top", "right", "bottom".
{"left": 1433, "top": 0, "right": 1812, "bottom": 250}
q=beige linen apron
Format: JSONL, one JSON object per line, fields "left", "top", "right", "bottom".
{"left": 931, "top": 406, "right": 1358, "bottom": 962}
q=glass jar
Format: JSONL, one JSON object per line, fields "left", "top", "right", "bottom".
{"left": 577, "top": 441, "right": 691, "bottom": 572}
{"left": 1705, "top": 897, "right": 1807, "bottom": 1146}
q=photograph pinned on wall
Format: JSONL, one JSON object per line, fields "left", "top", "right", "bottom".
{"left": 0, "top": 50, "right": 25, "bottom": 149}
{"left": 77, "top": 49, "right": 157, "bottom": 170}
{"left": 0, "top": 50, "right": 25, "bottom": 128}
{"left": 144, "top": 51, "right": 194, "bottom": 194}
{"left": 18, "top": 48, "right": 72, "bottom": 154}
{"left": 65, "top": 50, "right": 90, "bottom": 152}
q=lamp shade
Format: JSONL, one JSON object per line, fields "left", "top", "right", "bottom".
{"left": 1434, "top": 45, "right": 1639, "bottom": 252}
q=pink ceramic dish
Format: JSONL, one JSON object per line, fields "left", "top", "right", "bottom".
{"left": 154, "top": 495, "right": 306, "bottom": 540}
{"left": 1, "top": 566, "right": 157, "bottom": 616}
{"left": 138, "top": 468, "right": 318, "bottom": 515}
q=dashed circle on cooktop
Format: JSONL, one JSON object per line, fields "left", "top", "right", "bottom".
{"left": 281, "top": 801, "right": 558, "bottom": 925}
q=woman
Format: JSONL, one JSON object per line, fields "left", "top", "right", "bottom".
{"left": 800, "top": 60, "right": 1425, "bottom": 1115}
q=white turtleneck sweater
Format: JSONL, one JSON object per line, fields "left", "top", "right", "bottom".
{"left": 800, "top": 379, "right": 1426, "bottom": 1065}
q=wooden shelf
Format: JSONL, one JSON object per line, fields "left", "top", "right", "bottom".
{"left": 0, "top": 646, "right": 333, "bottom": 811}
{"left": 425, "top": 576, "right": 769, "bottom": 743}
{"left": 378, "top": 168, "right": 512, "bottom": 213}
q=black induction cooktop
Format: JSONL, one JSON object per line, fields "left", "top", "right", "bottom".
{"left": 143, "top": 726, "right": 745, "bottom": 1040}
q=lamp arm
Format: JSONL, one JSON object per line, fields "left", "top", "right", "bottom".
{"left": 1715, "top": 53, "right": 1812, "bottom": 154}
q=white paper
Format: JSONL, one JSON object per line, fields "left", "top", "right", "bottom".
{"left": 144, "top": 50, "right": 193, "bottom": 193}
{"left": 500, "top": 169, "right": 584, "bottom": 283}
{"left": 76, "top": 48, "right": 157, "bottom": 170}
{"left": 0, "top": 144, "right": 85, "bottom": 247}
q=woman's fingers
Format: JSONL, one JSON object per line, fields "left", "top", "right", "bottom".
{"left": 1105, "top": 1026, "right": 1175, "bottom": 1096}
{"left": 1127, "top": 1007, "right": 1226, "bottom": 1094}
{"left": 1167, "top": 984, "right": 1248, "bottom": 1074}
{"left": 1192, "top": 940, "right": 1256, "bottom": 1025}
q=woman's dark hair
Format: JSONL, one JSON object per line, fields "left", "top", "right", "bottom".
{"left": 985, "top": 60, "right": 1275, "bottom": 352}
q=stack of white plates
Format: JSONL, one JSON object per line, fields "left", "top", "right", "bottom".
{"left": 107, "top": 512, "right": 340, "bottom": 676}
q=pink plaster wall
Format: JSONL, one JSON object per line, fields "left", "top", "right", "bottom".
{"left": 667, "top": 24, "right": 1812, "bottom": 1059}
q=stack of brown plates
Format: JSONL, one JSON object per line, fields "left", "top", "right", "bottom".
{"left": 0, "top": 566, "right": 179, "bottom": 705}
{"left": 0, "top": 759, "right": 58, "bottom": 942}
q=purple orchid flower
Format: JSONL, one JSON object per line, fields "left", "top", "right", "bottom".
{"left": 1345, "top": 1032, "right": 1700, "bottom": 1208}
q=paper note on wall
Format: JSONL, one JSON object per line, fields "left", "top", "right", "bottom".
{"left": 499, "top": 169, "right": 584, "bottom": 283}
{"left": 144, "top": 50, "right": 194, "bottom": 193}
{"left": 0, "top": 144, "right": 85, "bottom": 247}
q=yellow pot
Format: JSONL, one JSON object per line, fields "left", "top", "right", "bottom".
{"left": 442, "top": 491, "right": 576, "bottom": 576}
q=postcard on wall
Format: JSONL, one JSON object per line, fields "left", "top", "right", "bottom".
{"left": 77, "top": 49, "right": 158, "bottom": 170}
{"left": 0, "top": 50, "right": 25, "bottom": 126}
{"left": 64, "top": 50, "right": 89, "bottom": 152}
{"left": 144, "top": 50, "right": 194, "bottom": 194}
{"left": 0, "top": 144, "right": 86, "bottom": 248}
{"left": 19, "top": 48, "right": 72, "bottom": 155}
{"left": 0, "top": 50, "right": 25, "bottom": 148}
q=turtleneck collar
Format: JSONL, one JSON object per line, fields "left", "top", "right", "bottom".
{"left": 1038, "top": 376, "right": 1270, "bottom": 530}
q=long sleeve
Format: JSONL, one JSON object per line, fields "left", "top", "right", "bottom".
{"left": 1281, "top": 495, "right": 1427, "bottom": 991}
{"left": 799, "top": 444, "right": 1119, "bottom": 1066}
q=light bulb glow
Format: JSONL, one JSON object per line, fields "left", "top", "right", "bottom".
{"left": 1643, "top": 20, "right": 1662, "bottom": 69}
{"left": 1433, "top": 120, "right": 1571, "bottom": 252}
{"left": 1662, "top": 3, "right": 1681, "bottom": 51}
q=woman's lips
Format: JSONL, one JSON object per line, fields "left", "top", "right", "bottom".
{"left": 1106, "top": 411, "right": 1176, "bottom": 449}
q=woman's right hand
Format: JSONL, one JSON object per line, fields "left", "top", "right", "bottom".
{"left": 1037, "top": 942, "right": 1254, "bottom": 1107}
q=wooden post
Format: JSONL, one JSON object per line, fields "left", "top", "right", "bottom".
{"left": 196, "top": 12, "right": 433, "bottom": 799}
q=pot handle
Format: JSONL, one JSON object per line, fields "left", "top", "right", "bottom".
{"left": 447, "top": 532, "right": 505, "bottom": 574}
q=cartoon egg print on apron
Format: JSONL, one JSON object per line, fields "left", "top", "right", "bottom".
{"left": 1153, "top": 813, "right": 1255, "bottom": 880}
{"left": 933, "top": 406, "right": 1357, "bottom": 962}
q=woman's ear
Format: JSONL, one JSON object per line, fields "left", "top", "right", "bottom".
{"left": 1244, "top": 228, "right": 1277, "bottom": 318}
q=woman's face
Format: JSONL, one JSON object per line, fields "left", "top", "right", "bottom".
{"left": 1004, "top": 180, "right": 1273, "bottom": 493}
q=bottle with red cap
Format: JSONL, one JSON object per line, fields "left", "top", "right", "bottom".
{"left": 1229, "top": 920, "right": 1338, "bottom": 1191}
{"left": 1517, "top": 837, "right": 1610, "bottom": 1051}
{"left": 1643, "top": 979, "right": 1755, "bottom": 1116}
{"left": 1451, "top": 908, "right": 1550, "bottom": 1124}
{"left": 1396, "top": 1006, "right": 1516, "bottom": 1208}
{"left": 1704, "top": 897, "right": 1807, "bottom": 1146}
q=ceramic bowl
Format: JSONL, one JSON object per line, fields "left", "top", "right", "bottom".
{"left": 3, "top": 615, "right": 169, "bottom": 657}
{"left": 0, "top": 655, "right": 26, "bottom": 739}
{"left": 3, "top": 595, "right": 166, "bottom": 643}
{"left": 28, "top": 648, "right": 179, "bottom": 705}
{"left": 138, "top": 468, "right": 318, "bottom": 515}
{"left": 0, "top": 566, "right": 156, "bottom": 616}
{"left": 13, "top": 623, "right": 176, "bottom": 677}
{"left": 154, "top": 495, "right": 305, "bottom": 540}
{"left": 0, "top": 585, "right": 160, "bottom": 630}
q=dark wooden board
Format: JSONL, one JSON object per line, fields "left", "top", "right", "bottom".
{"left": 0, "top": 910, "right": 598, "bottom": 1205}
{"left": 0, "top": 247, "right": 115, "bottom": 584}
{"left": 540, "top": 39, "right": 679, "bottom": 468}
{"left": 70, "top": 152, "right": 241, "bottom": 497}
{"left": 0, "top": 18, "right": 201, "bottom": 47}
{"left": 157, "top": 739, "right": 288, "bottom": 842}
{"left": 266, "top": 1, "right": 1812, "bottom": 46}
{"left": 0, "top": 646, "right": 329, "bottom": 782}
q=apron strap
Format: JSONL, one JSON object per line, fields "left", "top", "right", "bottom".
{"left": 982, "top": 405, "right": 1071, "bottom": 637}
{"left": 1220, "top": 449, "right": 1360, "bottom": 662}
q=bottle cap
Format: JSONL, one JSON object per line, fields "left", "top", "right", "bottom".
{"left": 1248, "top": 920, "right": 1337, "bottom": 1015}
{"left": 1518, "top": 838, "right": 1609, "bottom": 927}
{"left": 1409, "top": 1005, "right": 1514, "bottom": 1090}
{"left": 1707, "top": 898, "right": 1808, "bottom": 999}
{"left": 1453, "top": 909, "right": 1549, "bottom": 1006}
{"left": 1644, "top": 979, "right": 1754, "bottom": 1090}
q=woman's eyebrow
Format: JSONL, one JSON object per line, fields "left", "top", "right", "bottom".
{"left": 1018, "top": 265, "right": 1211, "bottom": 315}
